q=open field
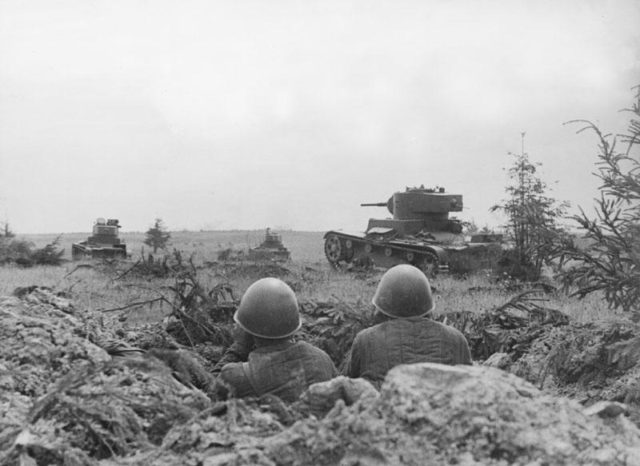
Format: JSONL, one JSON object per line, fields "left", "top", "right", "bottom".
{"left": 22, "top": 230, "right": 329, "bottom": 264}
{"left": 1, "top": 230, "right": 624, "bottom": 324}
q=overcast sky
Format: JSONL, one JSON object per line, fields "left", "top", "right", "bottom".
{"left": 0, "top": 0, "right": 638, "bottom": 234}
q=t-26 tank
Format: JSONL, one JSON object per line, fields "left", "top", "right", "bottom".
{"left": 324, "top": 186, "right": 503, "bottom": 275}
{"left": 72, "top": 218, "right": 127, "bottom": 260}
{"left": 248, "top": 228, "right": 291, "bottom": 262}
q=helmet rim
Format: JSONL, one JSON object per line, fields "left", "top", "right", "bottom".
{"left": 372, "top": 298, "right": 436, "bottom": 319}
{"left": 233, "top": 310, "right": 302, "bottom": 339}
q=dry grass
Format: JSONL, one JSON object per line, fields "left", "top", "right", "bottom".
{"left": 0, "top": 230, "right": 623, "bottom": 325}
{"left": 22, "top": 230, "right": 327, "bottom": 264}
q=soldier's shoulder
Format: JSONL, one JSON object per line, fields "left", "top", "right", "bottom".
{"left": 295, "top": 340, "right": 328, "bottom": 354}
{"left": 431, "top": 319, "right": 467, "bottom": 339}
{"left": 295, "top": 341, "right": 334, "bottom": 360}
{"left": 352, "top": 322, "right": 387, "bottom": 344}
{"left": 352, "top": 324, "right": 372, "bottom": 338}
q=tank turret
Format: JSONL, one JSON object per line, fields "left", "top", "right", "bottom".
{"left": 89, "top": 218, "right": 123, "bottom": 245}
{"left": 362, "top": 186, "right": 463, "bottom": 236}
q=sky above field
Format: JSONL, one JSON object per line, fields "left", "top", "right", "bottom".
{"left": 0, "top": 0, "right": 639, "bottom": 234}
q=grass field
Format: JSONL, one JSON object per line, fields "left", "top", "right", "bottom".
{"left": 0, "top": 230, "right": 621, "bottom": 325}
{"left": 22, "top": 229, "right": 328, "bottom": 263}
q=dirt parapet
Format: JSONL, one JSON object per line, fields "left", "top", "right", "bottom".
{"left": 1, "top": 288, "right": 112, "bottom": 456}
{"left": 149, "top": 364, "right": 640, "bottom": 465}
{"left": 439, "top": 289, "right": 640, "bottom": 415}
{"left": 1, "top": 288, "right": 211, "bottom": 465}
{"left": 508, "top": 321, "right": 640, "bottom": 411}
{"left": 4, "top": 287, "right": 640, "bottom": 465}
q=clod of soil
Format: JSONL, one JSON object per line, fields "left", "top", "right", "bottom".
{"left": 147, "top": 364, "right": 640, "bottom": 465}
{"left": 0, "top": 288, "right": 211, "bottom": 465}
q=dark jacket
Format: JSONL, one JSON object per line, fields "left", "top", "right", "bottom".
{"left": 212, "top": 328, "right": 255, "bottom": 372}
{"left": 345, "top": 317, "right": 471, "bottom": 388}
{"left": 218, "top": 341, "right": 338, "bottom": 402}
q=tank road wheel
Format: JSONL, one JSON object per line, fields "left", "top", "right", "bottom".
{"left": 418, "top": 251, "right": 439, "bottom": 278}
{"left": 325, "top": 235, "right": 346, "bottom": 268}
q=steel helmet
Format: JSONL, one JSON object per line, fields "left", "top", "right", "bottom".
{"left": 372, "top": 264, "right": 435, "bottom": 318}
{"left": 234, "top": 278, "right": 301, "bottom": 339}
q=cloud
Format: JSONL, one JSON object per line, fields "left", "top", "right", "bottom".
{"left": 0, "top": 0, "right": 639, "bottom": 233}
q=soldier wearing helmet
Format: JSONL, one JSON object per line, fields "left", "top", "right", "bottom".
{"left": 345, "top": 264, "right": 471, "bottom": 388}
{"left": 218, "top": 277, "right": 337, "bottom": 402}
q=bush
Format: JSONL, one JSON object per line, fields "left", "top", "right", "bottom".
{"left": 491, "top": 134, "right": 568, "bottom": 281}
{"left": 31, "top": 237, "right": 65, "bottom": 265}
{"left": 0, "top": 236, "right": 65, "bottom": 267}
{"left": 556, "top": 87, "right": 640, "bottom": 316}
{"left": 144, "top": 218, "right": 171, "bottom": 253}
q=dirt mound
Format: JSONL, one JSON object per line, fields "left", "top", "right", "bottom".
{"left": 1, "top": 287, "right": 111, "bottom": 455}
{"left": 440, "top": 289, "right": 640, "bottom": 415}
{"left": 437, "top": 289, "right": 570, "bottom": 360}
{"left": 4, "top": 287, "right": 640, "bottom": 465}
{"left": 0, "top": 288, "right": 110, "bottom": 399}
{"left": 0, "top": 288, "right": 211, "bottom": 465}
{"left": 130, "top": 364, "right": 640, "bottom": 465}
{"left": 507, "top": 321, "right": 640, "bottom": 405}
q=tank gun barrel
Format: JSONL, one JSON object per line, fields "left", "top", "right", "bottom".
{"left": 360, "top": 202, "right": 388, "bottom": 207}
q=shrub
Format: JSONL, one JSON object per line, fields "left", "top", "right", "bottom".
{"left": 144, "top": 218, "right": 171, "bottom": 253}
{"left": 491, "top": 134, "right": 568, "bottom": 281}
{"left": 556, "top": 87, "right": 640, "bottom": 316}
{"left": 0, "top": 236, "right": 65, "bottom": 267}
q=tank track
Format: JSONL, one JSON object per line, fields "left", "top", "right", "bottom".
{"left": 324, "top": 232, "right": 447, "bottom": 277}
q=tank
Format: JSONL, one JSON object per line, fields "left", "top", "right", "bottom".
{"left": 72, "top": 218, "right": 127, "bottom": 260}
{"left": 324, "top": 186, "right": 503, "bottom": 275}
{"left": 247, "top": 228, "right": 291, "bottom": 262}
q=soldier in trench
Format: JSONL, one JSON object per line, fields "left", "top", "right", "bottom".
{"left": 211, "top": 323, "right": 255, "bottom": 371}
{"left": 345, "top": 264, "right": 472, "bottom": 389}
{"left": 215, "top": 277, "right": 338, "bottom": 402}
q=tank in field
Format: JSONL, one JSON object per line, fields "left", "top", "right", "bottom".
{"left": 324, "top": 186, "right": 503, "bottom": 276}
{"left": 247, "top": 228, "right": 291, "bottom": 262}
{"left": 72, "top": 218, "right": 127, "bottom": 260}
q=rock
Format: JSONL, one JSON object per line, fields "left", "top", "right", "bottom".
{"left": 584, "top": 401, "right": 629, "bottom": 418}
{"left": 237, "top": 364, "right": 640, "bottom": 465}
{"left": 297, "top": 376, "right": 378, "bottom": 418}
{"left": 607, "top": 337, "right": 640, "bottom": 372}
{"left": 482, "top": 351, "right": 512, "bottom": 369}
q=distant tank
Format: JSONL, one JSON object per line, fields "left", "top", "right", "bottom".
{"left": 248, "top": 228, "right": 291, "bottom": 262}
{"left": 72, "top": 218, "right": 127, "bottom": 260}
{"left": 324, "top": 186, "right": 503, "bottom": 276}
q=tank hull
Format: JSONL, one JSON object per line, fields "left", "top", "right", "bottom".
{"left": 71, "top": 242, "right": 127, "bottom": 260}
{"left": 324, "top": 230, "right": 502, "bottom": 276}
{"left": 247, "top": 247, "right": 290, "bottom": 262}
